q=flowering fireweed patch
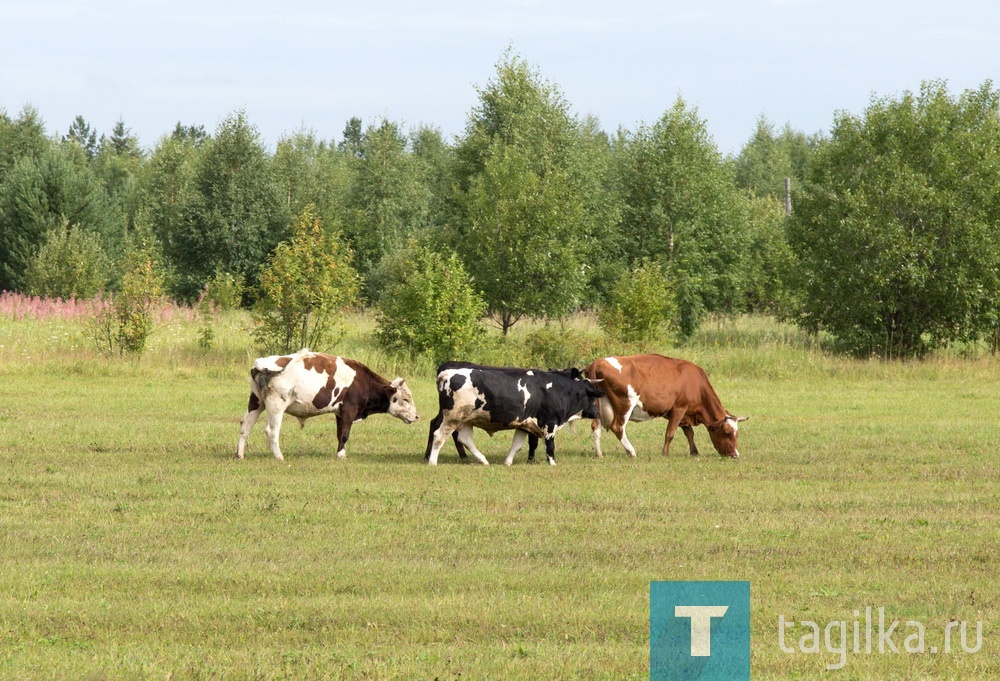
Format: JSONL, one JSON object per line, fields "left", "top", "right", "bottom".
{"left": 0, "top": 291, "right": 197, "bottom": 323}
{"left": 0, "top": 291, "right": 106, "bottom": 321}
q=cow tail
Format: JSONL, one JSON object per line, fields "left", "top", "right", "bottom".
{"left": 251, "top": 367, "right": 282, "bottom": 396}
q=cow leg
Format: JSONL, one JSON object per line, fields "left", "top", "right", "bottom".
{"left": 335, "top": 413, "right": 354, "bottom": 459}
{"left": 503, "top": 430, "right": 529, "bottom": 466}
{"left": 614, "top": 402, "right": 640, "bottom": 457}
{"left": 236, "top": 392, "right": 264, "bottom": 459}
{"left": 424, "top": 412, "right": 442, "bottom": 460}
{"left": 425, "top": 412, "right": 468, "bottom": 460}
{"left": 526, "top": 434, "right": 539, "bottom": 462}
{"left": 591, "top": 419, "right": 603, "bottom": 458}
{"left": 543, "top": 434, "right": 557, "bottom": 466}
{"left": 427, "top": 421, "right": 457, "bottom": 465}
{"left": 591, "top": 396, "right": 614, "bottom": 458}
{"left": 454, "top": 425, "right": 489, "bottom": 466}
{"left": 263, "top": 398, "right": 287, "bottom": 461}
{"left": 682, "top": 424, "right": 700, "bottom": 456}
{"left": 662, "top": 409, "right": 687, "bottom": 457}
{"left": 452, "top": 432, "right": 469, "bottom": 459}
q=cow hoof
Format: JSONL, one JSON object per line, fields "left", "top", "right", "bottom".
{"left": 504, "top": 460, "right": 513, "bottom": 467}
{"left": 336, "top": 451, "right": 346, "bottom": 460}
{"left": 548, "top": 460, "right": 557, "bottom": 466}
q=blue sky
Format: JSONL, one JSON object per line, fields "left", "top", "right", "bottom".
{"left": 2, "top": 0, "right": 997, "bottom": 155}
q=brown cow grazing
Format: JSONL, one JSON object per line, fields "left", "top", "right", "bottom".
{"left": 584, "top": 354, "right": 747, "bottom": 458}
{"left": 236, "top": 349, "right": 419, "bottom": 461}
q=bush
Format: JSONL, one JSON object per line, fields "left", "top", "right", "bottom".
{"left": 520, "top": 325, "right": 607, "bottom": 369}
{"left": 374, "top": 242, "right": 485, "bottom": 362}
{"left": 88, "top": 235, "right": 166, "bottom": 356}
{"left": 24, "top": 219, "right": 110, "bottom": 298}
{"left": 598, "top": 259, "right": 676, "bottom": 344}
{"left": 201, "top": 270, "right": 245, "bottom": 311}
{"left": 195, "top": 270, "right": 244, "bottom": 351}
{"left": 252, "top": 207, "right": 359, "bottom": 354}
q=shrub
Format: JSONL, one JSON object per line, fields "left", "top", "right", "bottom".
{"left": 598, "top": 259, "right": 676, "bottom": 344}
{"left": 374, "top": 242, "right": 485, "bottom": 362}
{"left": 88, "top": 235, "right": 166, "bottom": 356}
{"left": 195, "top": 270, "right": 244, "bottom": 351}
{"left": 202, "top": 270, "right": 245, "bottom": 311}
{"left": 520, "top": 325, "right": 607, "bottom": 369}
{"left": 24, "top": 219, "right": 110, "bottom": 298}
{"left": 252, "top": 207, "right": 359, "bottom": 354}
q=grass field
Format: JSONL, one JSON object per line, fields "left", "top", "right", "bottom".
{"left": 0, "top": 306, "right": 997, "bottom": 679}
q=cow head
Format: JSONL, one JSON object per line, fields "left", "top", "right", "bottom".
{"left": 580, "top": 383, "right": 605, "bottom": 420}
{"left": 707, "top": 414, "right": 748, "bottom": 458}
{"left": 388, "top": 378, "right": 419, "bottom": 424}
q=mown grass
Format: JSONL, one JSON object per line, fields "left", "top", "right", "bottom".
{"left": 0, "top": 307, "right": 997, "bottom": 679}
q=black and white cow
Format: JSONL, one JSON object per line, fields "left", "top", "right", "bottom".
{"left": 236, "top": 349, "right": 419, "bottom": 461}
{"left": 424, "top": 362, "right": 604, "bottom": 466}
{"left": 423, "top": 362, "right": 585, "bottom": 463}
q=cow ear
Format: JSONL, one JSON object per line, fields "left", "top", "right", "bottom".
{"left": 390, "top": 377, "right": 405, "bottom": 390}
{"left": 737, "top": 415, "right": 749, "bottom": 422}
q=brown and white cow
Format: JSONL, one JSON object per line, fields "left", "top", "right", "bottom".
{"left": 584, "top": 354, "right": 747, "bottom": 459}
{"left": 236, "top": 349, "right": 418, "bottom": 461}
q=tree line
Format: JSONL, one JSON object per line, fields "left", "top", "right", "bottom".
{"left": 1, "top": 51, "right": 998, "bottom": 358}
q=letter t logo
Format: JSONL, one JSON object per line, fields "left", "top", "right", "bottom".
{"left": 651, "top": 581, "right": 750, "bottom": 681}
{"left": 675, "top": 606, "right": 730, "bottom": 656}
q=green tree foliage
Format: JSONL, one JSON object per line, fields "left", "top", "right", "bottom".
{"left": 93, "top": 118, "right": 145, "bottom": 232}
{"left": 170, "top": 122, "right": 209, "bottom": 147}
{"left": 374, "top": 241, "right": 485, "bottom": 361}
{"left": 598, "top": 259, "right": 676, "bottom": 344}
{"left": 143, "top": 132, "right": 199, "bottom": 299}
{"left": 168, "top": 110, "right": 289, "bottom": 300}
{"left": 574, "top": 116, "right": 623, "bottom": 307}
{"left": 338, "top": 117, "right": 364, "bottom": 158}
{"left": 24, "top": 219, "right": 110, "bottom": 298}
{"left": 64, "top": 115, "right": 98, "bottom": 159}
{"left": 0, "top": 105, "right": 49, "bottom": 175}
{"left": 409, "top": 125, "right": 455, "bottom": 238}
{"left": 272, "top": 128, "right": 351, "bottom": 231}
{"left": 0, "top": 145, "right": 124, "bottom": 291}
{"left": 734, "top": 117, "right": 818, "bottom": 200}
{"left": 742, "top": 195, "right": 799, "bottom": 315}
{"left": 342, "top": 119, "right": 432, "bottom": 296}
{"left": 616, "top": 99, "right": 751, "bottom": 336}
{"left": 463, "top": 142, "right": 585, "bottom": 333}
{"left": 454, "top": 50, "right": 589, "bottom": 334}
{"left": 789, "top": 80, "right": 1000, "bottom": 356}
{"left": 252, "top": 207, "right": 359, "bottom": 354}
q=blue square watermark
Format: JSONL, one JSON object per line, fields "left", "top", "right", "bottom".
{"left": 651, "top": 581, "right": 750, "bottom": 681}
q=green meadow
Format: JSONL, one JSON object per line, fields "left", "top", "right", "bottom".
{"left": 0, "top": 308, "right": 996, "bottom": 679}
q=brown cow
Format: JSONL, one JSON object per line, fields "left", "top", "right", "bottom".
{"left": 584, "top": 354, "right": 747, "bottom": 458}
{"left": 236, "top": 349, "right": 418, "bottom": 460}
